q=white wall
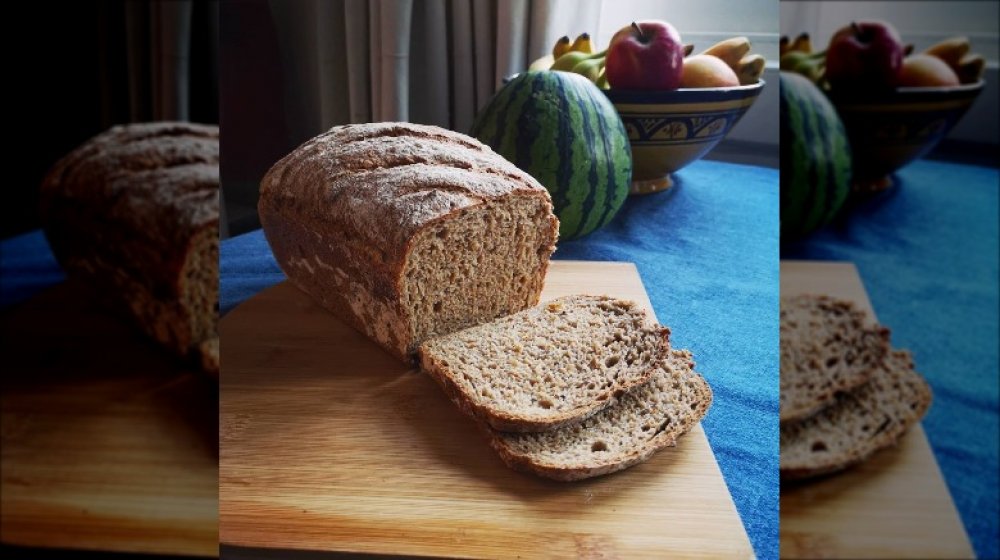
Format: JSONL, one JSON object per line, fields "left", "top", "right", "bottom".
{"left": 781, "top": 1, "right": 999, "bottom": 145}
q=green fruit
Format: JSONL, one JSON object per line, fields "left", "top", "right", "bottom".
{"left": 780, "top": 50, "right": 826, "bottom": 83}
{"left": 570, "top": 56, "right": 605, "bottom": 82}
{"left": 471, "top": 71, "right": 632, "bottom": 240}
{"left": 780, "top": 71, "right": 852, "bottom": 239}
{"left": 551, "top": 48, "right": 606, "bottom": 72}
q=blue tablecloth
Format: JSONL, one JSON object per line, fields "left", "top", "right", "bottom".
{"left": 784, "top": 159, "right": 999, "bottom": 560}
{"left": 220, "top": 159, "right": 780, "bottom": 559}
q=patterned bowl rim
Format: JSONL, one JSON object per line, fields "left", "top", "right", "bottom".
{"left": 603, "top": 80, "right": 765, "bottom": 104}
{"left": 827, "top": 79, "right": 984, "bottom": 105}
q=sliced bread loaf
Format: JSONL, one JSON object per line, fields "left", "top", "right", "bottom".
{"left": 780, "top": 349, "right": 932, "bottom": 480}
{"left": 490, "top": 348, "right": 712, "bottom": 481}
{"left": 780, "top": 294, "right": 890, "bottom": 423}
{"left": 418, "top": 295, "right": 670, "bottom": 432}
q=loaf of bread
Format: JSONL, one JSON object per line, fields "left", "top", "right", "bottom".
{"left": 259, "top": 122, "right": 559, "bottom": 361}
{"left": 780, "top": 294, "right": 890, "bottom": 423}
{"left": 418, "top": 295, "right": 670, "bottom": 432}
{"left": 490, "top": 348, "right": 712, "bottom": 481}
{"left": 780, "top": 349, "right": 931, "bottom": 479}
{"left": 39, "top": 122, "right": 220, "bottom": 376}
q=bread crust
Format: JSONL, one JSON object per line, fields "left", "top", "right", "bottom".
{"left": 488, "top": 349, "right": 713, "bottom": 481}
{"left": 259, "top": 122, "right": 558, "bottom": 361}
{"left": 418, "top": 295, "right": 672, "bottom": 433}
{"left": 780, "top": 349, "right": 932, "bottom": 480}
{"left": 780, "top": 294, "right": 891, "bottom": 423}
{"left": 39, "top": 122, "right": 219, "bottom": 369}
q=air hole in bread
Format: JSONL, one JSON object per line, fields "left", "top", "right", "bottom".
{"left": 433, "top": 301, "right": 442, "bottom": 312}
{"left": 826, "top": 356, "right": 839, "bottom": 368}
{"left": 605, "top": 356, "right": 620, "bottom": 368}
{"left": 591, "top": 441, "right": 608, "bottom": 452}
{"left": 811, "top": 441, "right": 828, "bottom": 452}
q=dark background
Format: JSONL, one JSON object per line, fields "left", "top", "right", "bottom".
{"left": 3, "top": 0, "right": 218, "bottom": 240}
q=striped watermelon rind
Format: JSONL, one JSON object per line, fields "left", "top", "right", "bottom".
{"left": 780, "top": 71, "right": 852, "bottom": 239}
{"left": 471, "top": 71, "right": 632, "bottom": 240}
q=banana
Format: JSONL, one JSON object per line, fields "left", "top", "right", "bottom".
{"left": 552, "top": 35, "right": 572, "bottom": 59}
{"left": 924, "top": 36, "right": 971, "bottom": 67}
{"left": 551, "top": 51, "right": 593, "bottom": 72}
{"left": 790, "top": 32, "right": 812, "bottom": 54}
{"left": 551, "top": 49, "right": 606, "bottom": 73}
{"left": 596, "top": 69, "right": 609, "bottom": 90}
{"left": 780, "top": 50, "right": 826, "bottom": 83}
{"left": 571, "top": 56, "right": 605, "bottom": 82}
{"left": 684, "top": 43, "right": 694, "bottom": 57}
{"left": 737, "top": 54, "right": 766, "bottom": 85}
{"left": 701, "top": 37, "right": 751, "bottom": 71}
{"left": 956, "top": 53, "right": 985, "bottom": 84}
{"left": 528, "top": 54, "right": 555, "bottom": 71}
{"left": 569, "top": 32, "right": 593, "bottom": 54}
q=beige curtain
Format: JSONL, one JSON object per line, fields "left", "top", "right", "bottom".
{"left": 122, "top": 0, "right": 218, "bottom": 122}
{"left": 265, "top": 0, "right": 602, "bottom": 137}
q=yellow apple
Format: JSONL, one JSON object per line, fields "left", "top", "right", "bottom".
{"left": 680, "top": 54, "right": 740, "bottom": 88}
{"left": 898, "top": 54, "right": 960, "bottom": 87}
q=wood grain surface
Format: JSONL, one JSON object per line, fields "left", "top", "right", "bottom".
{"left": 780, "top": 261, "right": 973, "bottom": 559}
{"left": 220, "top": 261, "right": 753, "bottom": 559}
{"left": 0, "top": 282, "right": 219, "bottom": 556}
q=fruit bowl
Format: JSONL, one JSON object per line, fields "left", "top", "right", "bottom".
{"left": 827, "top": 81, "right": 984, "bottom": 192}
{"left": 604, "top": 81, "right": 764, "bottom": 194}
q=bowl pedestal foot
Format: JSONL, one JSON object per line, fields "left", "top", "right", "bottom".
{"left": 630, "top": 175, "right": 674, "bottom": 195}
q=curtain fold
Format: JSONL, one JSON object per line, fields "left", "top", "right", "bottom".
{"left": 264, "top": 0, "right": 601, "bottom": 137}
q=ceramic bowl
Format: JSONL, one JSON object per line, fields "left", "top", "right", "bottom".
{"left": 827, "top": 81, "right": 984, "bottom": 192}
{"left": 604, "top": 81, "right": 765, "bottom": 194}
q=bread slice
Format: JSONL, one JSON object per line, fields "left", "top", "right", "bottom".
{"left": 780, "top": 294, "right": 890, "bottom": 423}
{"left": 780, "top": 349, "right": 932, "bottom": 480}
{"left": 490, "top": 348, "right": 712, "bottom": 481}
{"left": 418, "top": 295, "right": 670, "bottom": 432}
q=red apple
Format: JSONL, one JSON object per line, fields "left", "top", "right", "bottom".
{"left": 825, "top": 21, "right": 904, "bottom": 90}
{"left": 606, "top": 20, "right": 684, "bottom": 90}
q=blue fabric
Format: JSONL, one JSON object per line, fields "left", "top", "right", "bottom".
{"left": 0, "top": 230, "right": 64, "bottom": 309}
{"left": 219, "top": 159, "right": 781, "bottom": 559}
{"left": 784, "top": 159, "right": 999, "bottom": 560}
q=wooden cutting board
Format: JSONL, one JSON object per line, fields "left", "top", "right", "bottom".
{"left": 220, "top": 261, "right": 753, "bottom": 559}
{"left": 0, "top": 282, "right": 219, "bottom": 557}
{"left": 780, "top": 261, "right": 973, "bottom": 559}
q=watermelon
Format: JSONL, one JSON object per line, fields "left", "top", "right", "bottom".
{"left": 780, "top": 71, "right": 852, "bottom": 239}
{"left": 471, "top": 71, "right": 632, "bottom": 240}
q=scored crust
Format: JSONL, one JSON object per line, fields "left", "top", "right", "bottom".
{"left": 39, "top": 122, "right": 220, "bottom": 374}
{"left": 418, "top": 295, "right": 670, "bottom": 433}
{"left": 259, "top": 122, "right": 559, "bottom": 361}
{"left": 780, "top": 349, "right": 932, "bottom": 480}
{"left": 489, "top": 348, "right": 712, "bottom": 481}
{"left": 780, "top": 294, "right": 890, "bottom": 423}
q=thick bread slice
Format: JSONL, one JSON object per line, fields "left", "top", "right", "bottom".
{"left": 418, "top": 295, "right": 670, "bottom": 433}
{"left": 780, "top": 294, "right": 890, "bottom": 423}
{"left": 490, "top": 348, "right": 712, "bottom": 481}
{"left": 780, "top": 349, "right": 932, "bottom": 480}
